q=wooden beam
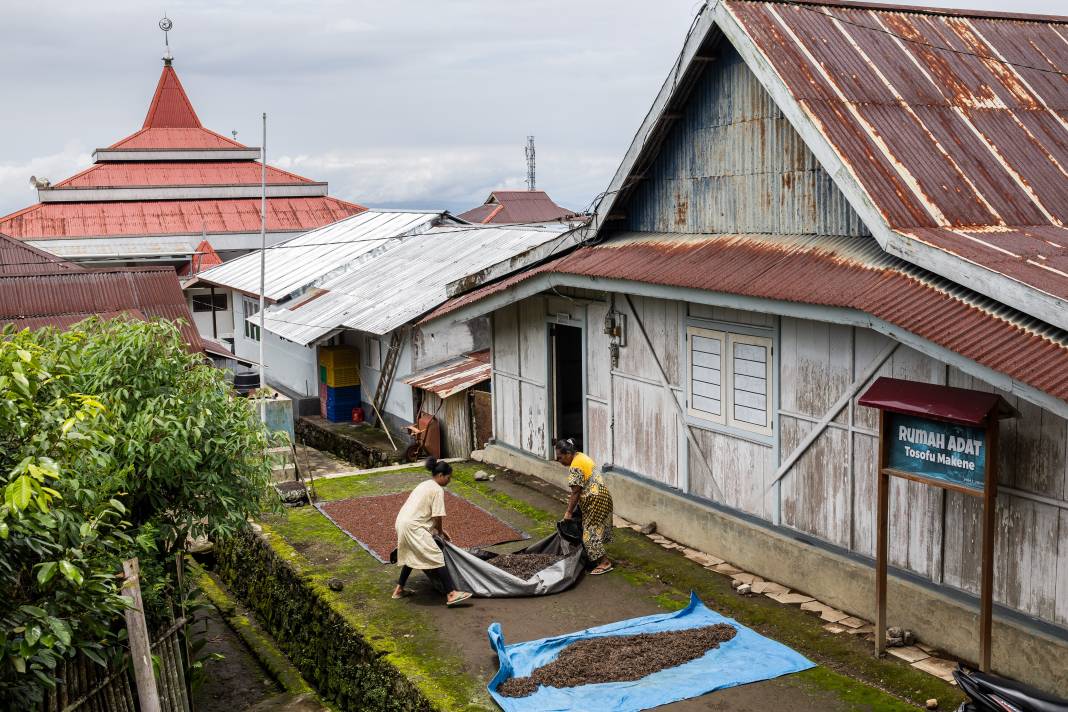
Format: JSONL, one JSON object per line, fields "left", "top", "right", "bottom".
{"left": 624, "top": 294, "right": 723, "bottom": 500}
{"left": 768, "top": 341, "right": 898, "bottom": 488}
{"left": 875, "top": 414, "right": 890, "bottom": 659}
{"left": 122, "top": 558, "right": 161, "bottom": 712}
{"left": 980, "top": 418, "right": 999, "bottom": 672}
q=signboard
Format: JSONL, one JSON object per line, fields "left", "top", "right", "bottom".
{"left": 886, "top": 413, "right": 986, "bottom": 491}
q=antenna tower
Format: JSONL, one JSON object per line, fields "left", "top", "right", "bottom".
{"left": 525, "top": 136, "right": 536, "bottom": 191}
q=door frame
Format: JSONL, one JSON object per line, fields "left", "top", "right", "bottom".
{"left": 545, "top": 314, "right": 586, "bottom": 458}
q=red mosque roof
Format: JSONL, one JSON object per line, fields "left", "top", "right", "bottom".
{"left": 0, "top": 63, "right": 364, "bottom": 246}
{"left": 178, "top": 240, "right": 223, "bottom": 276}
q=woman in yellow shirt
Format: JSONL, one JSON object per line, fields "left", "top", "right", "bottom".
{"left": 555, "top": 438, "right": 614, "bottom": 575}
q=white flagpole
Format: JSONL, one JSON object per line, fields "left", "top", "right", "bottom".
{"left": 258, "top": 112, "right": 267, "bottom": 423}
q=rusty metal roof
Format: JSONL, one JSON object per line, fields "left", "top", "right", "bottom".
{"left": 55, "top": 162, "right": 312, "bottom": 188}
{"left": 589, "top": 0, "right": 1068, "bottom": 330}
{"left": 0, "top": 267, "right": 203, "bottom": 350}
{"left": 458, "top": 191, "right": 577, "bottom": 224}
{"left": 0, "top": 232, "right": 84, "bottom": 275}
{"left": 402, "top": 351, "right": 491, "bottom": 399}
{"left": 0, "top": 197, "right": 364, "bottom": 240}
{"left": 425, "top": 231, "right": 1068, "bottom": 403}
{"left": 142, "top": 65, "right": 202, "bottom": 129}
{"left": 858, "top": 376, "right": 1018, "bottom": 425}
{"left": 109, "top": 127, "right": 245, "bottom": 150}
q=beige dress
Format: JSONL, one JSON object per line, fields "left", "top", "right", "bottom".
{"left": 395, "top": 479, "right": 447, "bottom": 569}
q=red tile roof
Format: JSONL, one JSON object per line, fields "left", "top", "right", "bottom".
{"left": 0, "top": 196, "right": 364, "bottom": 240}
{"left": 459, "top": 190, "right": 577, "bottom": 224}
{"left": 178, "top": 240, "right": 223, "bottom": 277}
{"left": 0, "top": 266, "right": 203, "bottom": 350}
{"left": 426, "top": 232, "right": 1068, "bottom": 403}
{"left": 0, "top": 232, "right": 85, "bottom": 275}
{"left": 55, "top": 161, "right": 314, "bottom": 188}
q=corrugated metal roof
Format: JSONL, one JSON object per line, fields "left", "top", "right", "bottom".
{"left": 260, "top": 222, "right": 571, "bottom": 344}
{"left": 588, "top": 0, "right": 1068, "bottom": 330}
{"left": 0, "top": 267, "right": 203, "bottom": 350}
{"left": 109, "top": 127, "right": 244, "bottom": 150}
{"left": 402, "top": 350, "right": 491, "bottom": 399}
{"left": 195, "top": 210, "right": 446, "bottom": 300}
{"left": 55, "top": 162, "right": 312, "bottom": 188}
{"left": 142, "top": 66, "right": 202, "bottom": 129}
{"left": 0, "top": 196, "right": 365, "bottom": 240}
{"left": 458, "top": 190, "right": 577, "bottom": 224}
{"left": 425, "top": 231, "right": 1068, "bottom": 402}
{"left": 0, "top": 232, "right": 84, "bottom": 275}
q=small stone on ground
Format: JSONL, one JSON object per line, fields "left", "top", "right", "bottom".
{"left": 713, "top": 563, "right": 743, "bottom": 575}
{"left": 750, "top": 581, "right": 788, "bottom": 595}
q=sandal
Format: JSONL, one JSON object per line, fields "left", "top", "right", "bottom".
{"left": 391, "top": 588, "right": 414, "bottom": 599}
{"left": 590, "top": 563, "right": 614, "bottom": 576}
{"left": 446, "top": 591, "right": 473, "bottom": 607}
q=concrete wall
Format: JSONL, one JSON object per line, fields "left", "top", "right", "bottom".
{"left": 482, "top": 443, "right": 1068, "bottom": 695}
{"left": 186, "top": 286, "right": 235, "bottom": 341}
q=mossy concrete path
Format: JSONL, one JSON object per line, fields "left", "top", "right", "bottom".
{"left": 259, "top": 462, "right": 963, "bottom": 711}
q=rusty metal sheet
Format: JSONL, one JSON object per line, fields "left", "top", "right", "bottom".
{"left": 0, "top": 232, "right": 84, "bottom": 275}
{"left": 403, "top": 351, "right": 491, "bottom": 399}
{"left": 458, "top": 191, "right": 577, "bottom": 225}
{"left": 723, "top": 0, "right": 1068, "bottom": 302}
{"left": 425, "top": 231, "right": 1068, "bottom": 402}
{"left": 0, "top": 267, "right": 202, "bottom": 350}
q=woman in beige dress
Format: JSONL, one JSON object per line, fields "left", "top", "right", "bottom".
{"left": 392, "top": 458, "right": 472, "bottom": 606}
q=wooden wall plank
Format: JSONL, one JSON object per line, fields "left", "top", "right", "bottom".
{"left": 689, "top": 425, "right": 772, "bottom": 516}
{"left": 1057, "top": 510, "right": 1068, "bottom": 626}
{"left": 852, "top": 432, "right": 878, "bottom": 556}
{"left": 494, "top": 375, "right": 520, "bottom": 449}
{"left": 520, "top": 380, "right": 547, "bottom": 457}
{"left": 518, "top": 298, "right": 546, "bottom": 383}
{"left": 493, "top": 305, "right": 520, "bottom": 376}
{"left": 613, "top": 376, "right": 678, "bottom": 488}
{"left": 587, "top": 401, "right": 611, "bottom": 468}
{"left": 586, "top": 301, "right": 611, "bottom": 402}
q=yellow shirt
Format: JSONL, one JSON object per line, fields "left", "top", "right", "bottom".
{"left": 567, "top": 452, "right": 606, "bottom": 498}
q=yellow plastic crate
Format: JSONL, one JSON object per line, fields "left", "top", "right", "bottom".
{"left": 324, "top": 365, "right": 361, "bottom": 387}
{"left": 318, "top": 345, "right": 358, "bottom": 369}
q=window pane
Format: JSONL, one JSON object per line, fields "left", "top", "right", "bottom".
{"left": 688, "top": 328, "right": 723, "bottom": 422}
{"left": 731, "top": 339, "right": 769, "bottom": 431}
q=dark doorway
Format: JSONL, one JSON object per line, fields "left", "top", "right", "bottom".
{"left": 551, "top": 323, "right": 584, "bottom": 451}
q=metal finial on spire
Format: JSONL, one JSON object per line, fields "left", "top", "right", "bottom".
{"left": 525, "top": 136, "right": 536, "bottom": 192}
{"left": 160, "top": 15, "right": 174, "bottom": 66}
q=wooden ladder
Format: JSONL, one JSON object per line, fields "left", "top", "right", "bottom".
{"left": 371, "top": 328, "right": 406, "bottom": 428}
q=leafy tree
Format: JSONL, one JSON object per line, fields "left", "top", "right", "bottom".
{"left": 1, "top": 317, "right": 276, "bottom": 705}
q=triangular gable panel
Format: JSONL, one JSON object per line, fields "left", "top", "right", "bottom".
{"left": 622, "top": 42, "right": 869, "bottom": 238}
{"left": 594, "top": 1, "right": 1068, "bottom": 331}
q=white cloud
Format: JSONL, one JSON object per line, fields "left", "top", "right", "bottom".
{"left": 0, "top": 143, "right": 93, "bottom": 217}
{"left": 275, "top": 146, "right": 618, "bottom": 213}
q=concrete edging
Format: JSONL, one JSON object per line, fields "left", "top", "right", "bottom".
{"left": 482, "top": 443, "right": 1068, "bottom": 695}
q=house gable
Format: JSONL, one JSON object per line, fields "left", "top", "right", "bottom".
{"left": 624, "top": 42, "right": 868, "bottom": 237}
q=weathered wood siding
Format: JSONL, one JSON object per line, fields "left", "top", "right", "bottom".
{"left": 420, "top": 390, "right": 472, "bottom": 459}
{"left": 626, "top": 44, "right": 869, "bottom": 237}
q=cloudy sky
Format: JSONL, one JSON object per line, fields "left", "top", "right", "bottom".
{"left": 0, "top": 0, "right": 1064, "bottom": 217}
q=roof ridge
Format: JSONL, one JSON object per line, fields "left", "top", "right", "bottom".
{"left": 143, "top": 66, "right": 202, "bottom": 129}
{"left": 729, "top": 0, "right": 1068, "bottom": 24}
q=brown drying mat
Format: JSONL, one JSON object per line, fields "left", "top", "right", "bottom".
{"left": 317, "top": 491, "right": 527, "bottom": 563}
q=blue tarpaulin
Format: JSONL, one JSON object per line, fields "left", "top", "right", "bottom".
{"left": 487, "top": 592, "right": 814, "bottom": 712}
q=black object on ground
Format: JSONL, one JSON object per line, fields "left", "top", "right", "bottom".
{"left": 556, "top": 517, "right": 582, "bottom": 544}
{"left": 487, "top": 552, "right": 565, "bottom": 580}
{"left": 498, "top": 623, "right": 737, "bottom": 698}
{"left": 274, "top": 481, "right": 308, "bottom": 506}
{"left": 954, "top": 665, "right": 1068, "bottom": 712}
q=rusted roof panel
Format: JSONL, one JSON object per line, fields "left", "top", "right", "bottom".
{"left": 0, "top": 232, "right": 84, "bottom": 275}
{"left": 0, "top": 267, "right": 202, "bottom": 350}
{"left": 859, "top": 376, "right": 1018, "bottom": 425}
{"left": 426, "top": 231, "right": 1068, "bottom": 402}
{"left": 459, "top": 190, "right": 577, "bottom": 224}
{"left": 403, "top": 351, "right": 491, "bottom": 399}
{"left": 723, "top": 0, "right": 1068, "bottom": 301}
{"left": 55, "top": 162, "right": 312, "bottom": 188}
{"left": 0, "top": 197, "right": 365, "bottom": 240}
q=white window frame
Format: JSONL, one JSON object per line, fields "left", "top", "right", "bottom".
{"left": 686, "top": 326, "right": 725, "bottom": 424}
{"left": 243, "top": 298, "right": 261, "bottom": 342}
{"left": 725, "top": 332, "right": 773, "bottom": 436}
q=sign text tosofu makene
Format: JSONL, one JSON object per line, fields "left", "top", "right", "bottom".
{"left": 886, "top": 413, "right": 986, "bottom": 490}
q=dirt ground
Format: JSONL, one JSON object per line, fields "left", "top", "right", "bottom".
{"left": 256, "top": 460, "right": 958, "bottom": 710}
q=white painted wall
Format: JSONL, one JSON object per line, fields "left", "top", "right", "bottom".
{"left": 491, "top": 290, "right": 1068, "bottom": 629}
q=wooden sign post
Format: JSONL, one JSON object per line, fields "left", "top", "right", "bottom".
{"left": 859, "top": 378, "right": 1017, "bottom": 672}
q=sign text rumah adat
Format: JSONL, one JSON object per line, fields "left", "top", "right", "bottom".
{"left": 886, "top": 413, "right": 986, "bottom": 490}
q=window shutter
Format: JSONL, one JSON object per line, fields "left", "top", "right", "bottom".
{"left": 727, "top": 334, "right": 772, "bottom": 435}
{"left": 687, "top": 327, "right": 725, "bottom": 423}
